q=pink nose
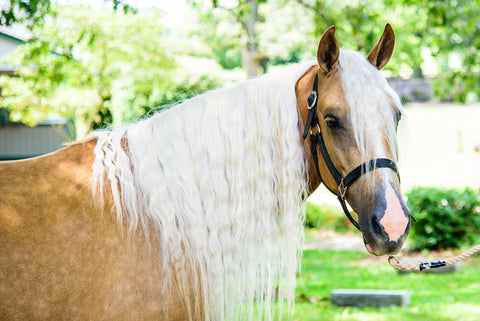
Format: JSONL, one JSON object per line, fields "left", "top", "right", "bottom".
{"left": 362, "top": 183, "right": 410, "bottom": 256}
{"left": 379, "top": 184, "right": 409, "bottom": 242}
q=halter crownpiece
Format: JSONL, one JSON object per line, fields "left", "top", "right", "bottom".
{"left": 303, "top": 73, "right": 401, "bottom": 231}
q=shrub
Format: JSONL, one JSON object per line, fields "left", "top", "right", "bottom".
{"left": 406, "top": 187, "right": 480, "bottom": 251}
{"left": 304, "top": 202, "right": 355, "bottom": 233}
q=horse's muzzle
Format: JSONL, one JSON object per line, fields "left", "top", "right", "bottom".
{"left": 361, "top": 183, "right": 411, "bottom": 256}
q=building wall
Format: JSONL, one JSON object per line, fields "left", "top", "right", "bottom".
{"left": 0, "top": 34, "right": 22, "bottom": 72}
{"left": 0, "top": 30, "right": 68, "bottom": 161}
{"left": 388, "top": 77, "right": 433, "bottom": 102}
{"left": 0, "top": 125, "right": 67, "bottom": 160}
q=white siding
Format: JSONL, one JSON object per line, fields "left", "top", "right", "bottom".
{"left": 0, "top": 36, "right": 20, "bottom": 72}
{"left": 0, "top": 125, "right": 67, "bottom": 160}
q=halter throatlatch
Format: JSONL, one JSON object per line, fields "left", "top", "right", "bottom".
{"left": 303, "top": 73, "right": 400, "bottom": 231}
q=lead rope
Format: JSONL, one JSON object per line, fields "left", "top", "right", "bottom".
{"left": 388, "top": 244, "right": 480, "bottom": 272}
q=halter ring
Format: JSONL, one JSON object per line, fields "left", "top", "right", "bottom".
{"left": 388, "top": 255, "right": 400, "bottom": 267}
{"left": 310, "top": 124, "right": 321, "bottom": 136}
{"left": 307, "top": 91, "right": 317, "bottom": 110}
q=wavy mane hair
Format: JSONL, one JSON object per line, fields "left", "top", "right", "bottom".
{"left": 89, "top": 50, "right": 402, "bottom": 320}
{"left": 89, "top": 62, "right": 314, "bottom": 320}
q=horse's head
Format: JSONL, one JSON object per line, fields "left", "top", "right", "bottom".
{"left": 296, "top": 24, "right": 410, "bottom": 256}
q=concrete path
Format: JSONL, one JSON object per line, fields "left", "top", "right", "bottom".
{"left": 303, "top": 230, "right": 366, "bottom": 252}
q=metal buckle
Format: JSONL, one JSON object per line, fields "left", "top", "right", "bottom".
{"left": 338, "top": 178, "right": 347, "bottom": 200}
{"left": 307, "top": 91, "right": 317, "bottom": 110}
{"left": 388, "top": 255, "right": 400, "bottom": 267}
{"left": 309, "top": 124, "right": 321, "bottom": 136}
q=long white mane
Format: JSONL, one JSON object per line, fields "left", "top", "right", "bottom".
{"left": 89, "top": 62, "right": 313, "bottom": 320}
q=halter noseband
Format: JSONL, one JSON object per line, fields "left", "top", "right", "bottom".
{"left": 303, "top": 73, "right": 400, "bottom": 231}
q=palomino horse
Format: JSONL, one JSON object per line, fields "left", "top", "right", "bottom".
{"left": 0, "top": 24, "right": 410, "bottom": 320}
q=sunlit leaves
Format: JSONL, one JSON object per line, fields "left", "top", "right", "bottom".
{"left": 0, "top": 0, "right": 50, "bottom": 26}
{"left": 0, "top": 5, "right": 176, "bottom": 138}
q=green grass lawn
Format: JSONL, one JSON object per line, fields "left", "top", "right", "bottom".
{"left": 293, "top": 249, "right": 480, "bottom": 321}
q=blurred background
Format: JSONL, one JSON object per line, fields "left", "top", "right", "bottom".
{"left": 0, "top": 0, "right": 478, "bottom": 187}
{"left": 0, "top": 0, "right": 479, "bottom": 319}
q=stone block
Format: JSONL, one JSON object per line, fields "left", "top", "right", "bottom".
{"left": 331, "top": 289, "right": 410, "bottom": 307}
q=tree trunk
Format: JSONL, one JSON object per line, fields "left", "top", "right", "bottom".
{"left": 240, "top": 0, "right": 260, "bottom": 78}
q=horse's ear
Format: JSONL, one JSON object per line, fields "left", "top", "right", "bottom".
{"left": 367, "top": 23, "right": 395, "bottom": 70}
{"left": 317, "top": 25, "right": 339, "bottom": 74}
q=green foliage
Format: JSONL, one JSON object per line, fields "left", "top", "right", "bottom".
{"left": 0, "top": 0, "right": 50, "bottom": 26}
{"left": 0, "top": 5, "right": 219, "bottom": 139}
{"left": 110, "top": 0, "right": 137, "bottom": 14}
{"left": 387, "top": 0, "right": 480, "bottom": 102}
{"left": 156, "top": 74, "right": 221, "bottom": 107}
{"left": 258, "top": 1, "right": 315, "bottom": 66}
{"left": 304, "top": 202, "right": 355, "bottom": 233}
{"left": 420, "top": 0, "right": 480, "bottom": 102}
{"left": 292, "top": 0, "right": 427, "bottom": 77}
{"left": 406, "top": 187, "right": 480, "bottom": 251}
{"left": 182, "top": 0, "right": 480, "bottom": 100}
{"left": 0, "top": 0, "right": 139, "bottom": 26}
{"left": 182, "top": 9, "right": 243, "bottom": 70}
{"left": 186, "top": 0, "right": 263, "bottom": 77}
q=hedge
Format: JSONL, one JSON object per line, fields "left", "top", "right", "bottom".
{"left": 406, "top": 187, "right": 480, "bottom": 251}
{"left": 304, "top": 202, "right": 355, "bottom": 233}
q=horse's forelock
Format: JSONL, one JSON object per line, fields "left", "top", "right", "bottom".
{"left": 338, "top": 49, "right": 402, "bottom": 187}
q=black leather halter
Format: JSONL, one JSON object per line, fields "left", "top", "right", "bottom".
{"left": 303, "top": 73, "right": 400, "bottom": 231}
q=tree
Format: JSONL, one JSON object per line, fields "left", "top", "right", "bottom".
{"left": 189, "top": 0, "right": 266, "bottom": 78}
{"left": 291, "top": 0, "right": 426, "bottom": 77}
{"left": 0, "top": 0, "right": 50, "bottom": 26}
{"left": 187, "top": 0, "right": 429, "bottom": 80}
{"left": 378, "top": 0, "right": 480, "bottom": 102}
{"left": 397, "top": 0, "right": 480, "bottom": 102}
{"left": 179, "top": 8, "right": 243, "bottom": 71}
{"left": 0, "top": 0, "right": 135, "bottom": 26}
{"left": 237, "top": 0, "right": 263, "bottom": 77}
{"left": 0, "top": 5, "right": 219, "bottom": 139}
{"left": 257, "top": 0, "right": 314, "bottom": 66}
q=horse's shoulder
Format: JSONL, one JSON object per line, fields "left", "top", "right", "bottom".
{"left": 0, "top": 137, "right": 99, "bottom": 215}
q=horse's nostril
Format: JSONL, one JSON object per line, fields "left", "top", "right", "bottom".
{"left": 371, "top": 215, "right": 384, "bottom": 239}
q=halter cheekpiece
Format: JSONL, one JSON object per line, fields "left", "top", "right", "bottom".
{"left": 303, "top": 73, "right": 400, "bottom": 231}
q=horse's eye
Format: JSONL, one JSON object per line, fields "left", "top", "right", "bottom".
{"left": 395, "top": 113, "right": 402, "bottom": 126}
{"left": 325, "top": 116, "right": 340, "bottom": 128}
